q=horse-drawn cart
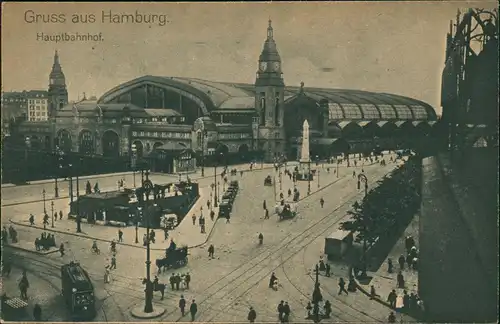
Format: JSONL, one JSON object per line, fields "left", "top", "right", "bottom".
{"left": 156, "top": 246, "right": 188, "bottom": 272}
{"left": 276, "top": 203, "right": 297, "bottom": 220}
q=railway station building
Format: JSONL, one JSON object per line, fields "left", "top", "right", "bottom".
{"left": 11, "top": 21, "right": 438, "bottom": 174}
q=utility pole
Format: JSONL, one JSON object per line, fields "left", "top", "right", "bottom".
{"left": 357, "top": 173, "right": 369, "bottom": 278}
{"left": 51, "top": 201, "right": 55, "bottom": 228}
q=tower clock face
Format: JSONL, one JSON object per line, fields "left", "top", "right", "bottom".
{"left": 273, "top": 62, "right": 280, "bottom": 71}
{"left": 259, "top": 62, "right": 268, "bottom": 71}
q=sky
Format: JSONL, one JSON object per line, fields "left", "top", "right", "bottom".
{"left": 1, "top": 2, "right": 497, "bottom": 115}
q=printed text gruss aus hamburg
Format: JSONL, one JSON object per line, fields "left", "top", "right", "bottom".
{"left": 24, "top": 10, "right": 169, "bottom": 27}
{"left": 37, "top": 32, "right": 103, "bottom": 43}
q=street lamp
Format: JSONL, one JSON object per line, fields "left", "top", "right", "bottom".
{"left": 142, "top": 181, "right": 155, "bottom": 314}
{"left": 50, "top": 201, "right": 55, "bottom": 228}
{"left": 131, "top": 144, "right": 137, "bottom": 188}
{"left": 317, "top": 170, "right": 320, "bottom": 188}
{"left": 311, "top": 263, "right": 323, "bottom": 323}
{"left": 42, "top": 189, "right": 47, "bottom": 214}
{"left": 135, "top": 207, "right": 142, "bottom": 244}
{"left": 25, "top": 137, "right": 31, "bottom": 180}
{"left": 200, "top": 130, "right": 207, "bottom": 177}
{"left": 357, "top": 173, "right": 369, "bottom": 278}
{"left": 214, "top": 152, "right": 223, "bottom": 208}
{"left": 75, "top": 158, "right": 82, "bottom": 233}
{"left": 54, "top": 146, "right": 62, "bottom": 198}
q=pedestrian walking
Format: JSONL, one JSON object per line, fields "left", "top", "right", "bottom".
{"left": 388, "top": 311, "right": 396, "bottom": 323}
{"left": 247, "top": 306, "right": 257, "bottom": 323}
{"left": 33, "top": 303, "right": 42, "bottom": 321}
{"left": 387, "top": 258, "right": 394, "bottom": 273}
{"left": 179, "top": 295, "right": 186, "bottom": 316}
{"left": 175, "top": 273, "right": 181, "bottom": 290}
{"left": 104, "top": 266, "right": 111, "bottom": 283}
{"left": 185, "top": 272, "right": 191, "bottom": 289}
{"left": 190, "top": 299, "right": 197, "bottom": 322}
{"left": 192, "top": 214, "right": 196, "bottom": 225}
{"left": 29, "top": 214, "right": 35, "bottom": 226}
{"left": 208, "top": 244, "right": 215, "bottom": 258}
{"left": 207, "top": 200, "right": 211, "bottom": 209}
{"left": 403, "top": 290, "right": 410, "bottom": 310}
{"left": 282, "top": 302, "right": 290, "bottom": 323}
{"left": 398, "top": 254, "right": 405, "bottom": 270}
{"left": 54, "top": 212, "right": 58, "bottom": 222}
{"left": 118, "top": 229, "right": 123, "bottom": 242}
{"left": 59, "top": 210, "right": 63, "bottom": 220}
{"left": 397, "top": 271, "right": 405, "bottom": 288}
{"left": 210, "top": 210, "right": 215, "bottom": 221}
{"left": 387, "top": 289, "right": 397, "bottom": 308}
{"left": 277, "top": 300, "right": 284, "bottom": 322}
{"left": 59, "top": 243, "right": 65, "bottom": 256}
{"left": 325, "top": 263, "right": 331, "bottom": 277}
{"left": 306, "top": 302, "right": 312, "bottom": 318}
{"left": 338, "top": 278, "right": 348, "bottom": 295}
{"left": 369, "top": 285, "right": 380, "bottom": 299}
{"left": 170, "top": 274, "right": 175, "bottom": 290}
{"left": 110, "top": 255, "right": 117, "bottom": 270}
{"left": 320, "top": 198, "right": 324, "bottom": 208}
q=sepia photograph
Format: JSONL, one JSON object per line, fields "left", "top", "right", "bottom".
{"left": 1, "top": 2, "right": 498, "bottom": 323}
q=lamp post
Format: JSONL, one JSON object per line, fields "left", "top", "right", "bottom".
{"left": 357, "top": 173, "right": 369, "bottom": 278}
{"left": 135, "top": 207, "right": 141, "bottom": 244}
{"left": 317, "top": 170, "right": 320, "bottom": 188}
{"left": 336, "top": 160, "right": 339, "bottom": 178}
{"left": 142, "top": 181, "right": 154, "bottom": 314}
{"left": 25, "top": 137, "right": 30, "bottom": 181}
{"left": 75, "top": 158, "right": 82, "bottom": 233}
{"left": 131, "top": 144, "right": 137, "bottom": 188}
{"left": 311, "top": 263, "right": 323, "bottom": 323}
{"left": 54, "top": 146, "right": 61, "bottom": 198}
{"left": 50, "top": 201, "right": 54, "bottom": 228}
{"left": 68, "top": 163, "right": 74, "bottom": 204}
{"left": 42, "top": 189, "right": 47, "bottom": 214}
{"left": 201, "top": 130, "right": 207, "bottom": 177}
{"left": 213, "top": 154, "right": 218, "bottom": 208}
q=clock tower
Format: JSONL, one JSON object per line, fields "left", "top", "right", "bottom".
{"left": 255, "top": 20, "right": 286, "bottom": 162}
{"left": 48, "top": 50, "right": 68, "bottom": 118}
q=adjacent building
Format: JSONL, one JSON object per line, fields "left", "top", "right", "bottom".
{"left": 11, "top": 21, "right": 438, "bottom": 174}
{"left": 26, "top": 90, "right": 50, "bottom": 121}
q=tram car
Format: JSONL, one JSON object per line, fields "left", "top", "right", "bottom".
{"left": 61, "top": 261, "right": 96, "bottom": 320}
{"left": 264, "top": 175, "right": 273, "bottom": 186}
{"left": 157, "top": 246, "right": 188, "bottom": 270}
{"left": 218, "top": 200, "right": 231, "bottom": 218}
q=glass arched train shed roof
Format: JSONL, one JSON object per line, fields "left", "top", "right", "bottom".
{"left": 97, "top": 75, "right": 437, "bottom": 121}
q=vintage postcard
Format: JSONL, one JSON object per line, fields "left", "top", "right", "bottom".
{"left": 1, "top": 2, "right": 498, "bottom": 323}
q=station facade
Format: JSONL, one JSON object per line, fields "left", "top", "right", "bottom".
{"left": 14, "top": 21, "right": 438, "bottom": 171}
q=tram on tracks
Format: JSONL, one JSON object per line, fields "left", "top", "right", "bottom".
{"left": 61, "top": 261, "right": 96, "bottom": 320}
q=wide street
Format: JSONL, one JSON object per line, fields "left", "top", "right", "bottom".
{"left": 1, "top": 156, "right": 402, "bottom": 322}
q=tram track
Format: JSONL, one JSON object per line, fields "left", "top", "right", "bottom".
{"left": 191, "top": 172, "right": 389, "bottom": 323}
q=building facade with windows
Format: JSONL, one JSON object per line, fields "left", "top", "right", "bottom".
{"left": 12, "top": 21, "right": 438, "bottom": 173}
{"left": 26, "top": 90, "right": 50, "bottom": 121}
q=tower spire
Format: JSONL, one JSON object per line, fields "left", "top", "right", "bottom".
{"left": 267, "top": 19, "right": 273, "bottom": 39}
{"left": 54, "top": 50, "right": 59, "bottom": 65}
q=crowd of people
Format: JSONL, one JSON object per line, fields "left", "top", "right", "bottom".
{"left": 1, "top": 225, "right": 18, "bottom": 245}
{"left": 34, "top": 232, "right": 56, "bottom": 251}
